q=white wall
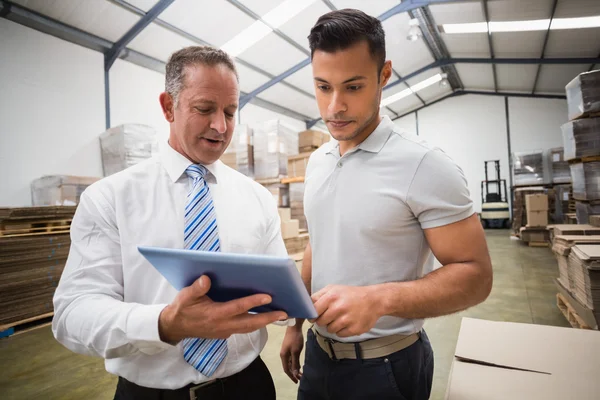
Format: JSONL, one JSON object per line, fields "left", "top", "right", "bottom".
{"left": 392, "top": 112, "right": 417, "bottom": 135}
{"left": 418, "top": 95, "right": 510, "bottom": 213}
{"left": 508, "top": 97, "right": 568, "bottom": 183}
{"left": 0, "top": 19, "right": 105, "bottom": 207}
{"left": 109, "top": 59, "right": 170, "bottom": 145}
{"left": 395, "top": 94, "right": 570, "bottom": 213}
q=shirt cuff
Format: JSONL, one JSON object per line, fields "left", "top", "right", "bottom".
{"left": 127, "top": 303, "right": 176, "bottom": 354}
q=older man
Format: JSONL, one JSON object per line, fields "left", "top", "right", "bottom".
{"left": 53, "top": 46, "right": 287, "bottom": 400}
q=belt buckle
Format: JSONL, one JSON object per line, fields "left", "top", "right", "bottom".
{"left": 188, "top": 380, "right": 218, "bottom": 400}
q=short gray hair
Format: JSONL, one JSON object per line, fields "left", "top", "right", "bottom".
{"left": 165, "top": 46, "right": 238, "bottom": 107}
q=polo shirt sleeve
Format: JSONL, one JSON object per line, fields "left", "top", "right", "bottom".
{"left": 406, "top": 149, "right": 475, "bottom": 230}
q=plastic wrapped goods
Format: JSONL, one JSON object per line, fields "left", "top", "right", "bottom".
{"left": 99, "top": 124, "right": 158, "bottom": 176}
{"left": 561, "top": 118, "right": 600, "bottom": 161}
{"left": 253, "top": 120, "right": 299, "bottom": 180}
{"left": 565, "top": 69, "right": 600, "bottom": 121}
{"left": 513, "top": 150, "right": 545, "bottom": 186}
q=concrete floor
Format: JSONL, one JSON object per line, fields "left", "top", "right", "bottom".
{"left": 0, "top": 230, "right": 570, "bottom": 400}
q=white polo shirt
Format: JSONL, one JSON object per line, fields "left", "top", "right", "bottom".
{"left": 304, "top": 116, "right": 474, "bottom": 342}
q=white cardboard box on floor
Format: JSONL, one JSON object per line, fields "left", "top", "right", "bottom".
{"left": 445, "top": 317, "right": 600, "bottom": 400}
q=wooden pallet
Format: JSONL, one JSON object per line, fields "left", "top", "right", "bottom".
{"left": 557, "top": 293, "right": 592, "bottom": 330}
{"left": 528, "top": 241, "right": 548, "bottom": 248}
{"left": 568, "top": 155, "right": 600, "bottom": 164}
{"left": 281, "top": 176, "right": 304, "bottom": 184}
{"left": 0, "top": 219, "right": 71, "bottom": 237}
{"left": 0, "top": 312, "right": 54, "bottom": 338}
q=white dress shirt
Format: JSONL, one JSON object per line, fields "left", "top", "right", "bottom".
{"left": 52, "top": 142, "right": 287, "bottom": 389}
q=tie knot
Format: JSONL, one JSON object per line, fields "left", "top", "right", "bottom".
{"left": 186, "top": 164, "right": 208, "bottom": 180}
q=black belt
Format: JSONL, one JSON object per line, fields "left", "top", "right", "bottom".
{"left": 115, "top": 357, "right": 262, "bottom": 400}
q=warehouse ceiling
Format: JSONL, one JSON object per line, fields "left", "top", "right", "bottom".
{"left": 3, "top": 0, "right": 600, "bottom": 128}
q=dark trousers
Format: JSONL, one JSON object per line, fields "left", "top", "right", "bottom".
{"left": 114, "top": 356, "right": 275, "bottom": 400}
{"left": 298, "top": 330, "right": 434, "bottom": 400}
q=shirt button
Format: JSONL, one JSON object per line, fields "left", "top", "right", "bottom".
{"left": 337, "top": 161, "right": 343, "bottom": 168}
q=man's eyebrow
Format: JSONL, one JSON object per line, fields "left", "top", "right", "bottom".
{"left": 314, "top": 76, "right": 367, "bottom": 84}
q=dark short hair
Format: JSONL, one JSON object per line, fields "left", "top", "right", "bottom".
{"left": 165, "top": 46, "right": 238, "bottom": 106}
{"left": 308, "top": 9, "right": 386, "bottom": 73}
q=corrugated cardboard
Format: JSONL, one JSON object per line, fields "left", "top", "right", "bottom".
{"left": 281, "top": 219, "right": 299, "bottom": 239}
{"left": 526, "top": 210, "right": 548, "bottom": 227}
{"left": 298, "top": 130, "right": 330, "bottom": 149}
{"left": 591, "top": 215, "right": 600, "bottom": 227}
{"left": 555, "top": 278, "right": 599, "bottom": 330}
{"left": 278, "top": 208, "right": 291, "bottom": 222}
{"left": 526, "top": 194, "right": 549, "bottom": 211}
{"left": 445, "top": 317, "right": 600, "bottom": 400}
{"left": 287, "top": 152, "right": 312, "bottom": 178}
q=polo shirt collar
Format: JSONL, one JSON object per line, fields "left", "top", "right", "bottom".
{"left": 325, "top": 115, "right": 394, "bottom": 155}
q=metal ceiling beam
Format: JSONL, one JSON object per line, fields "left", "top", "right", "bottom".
{"left": 321, "top": 0, "right": 336, "bottom": 11}
{"left": 104, "top": 0, "right": 173, "bottom": 70}
{"left": 409, "top": 6, "right": 463, "bottom": 90}
{"left": 383, "top": 57, "right": 600, "bottom": 92}
{"left": 481, "top": 0, "right": 497, "bottom": 92}
{"left": 239, "top": 0, "right": 465, "bottom": 109}
{"left": 531, "top": 0, "right": 559, "bottom": 94}
{"left": 109, "top": 0, "right": 316, "bottom": 102}
{"left": 225, "top": 0, "right": 309, "bottom": 56}
{"left": 391, "top": 90, "right": 567, "bottom": 121}
{"left": 0, "top": 1, "right": 312, "bottom": 124}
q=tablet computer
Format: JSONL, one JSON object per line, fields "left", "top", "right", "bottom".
{"left": 138, "top": 246, "right": 317, "bottom": 319}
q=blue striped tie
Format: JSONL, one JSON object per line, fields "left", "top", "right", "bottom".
{"left": 181, "top": 164, "right": 227, "bottom": 377}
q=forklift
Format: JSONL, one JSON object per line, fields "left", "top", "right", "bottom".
{"left": 480, "top": 160, "right": 510, "bottom": 229}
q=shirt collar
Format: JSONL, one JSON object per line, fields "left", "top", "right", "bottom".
{"left": 160, "top": 141, "right": 220, "bottom": 183}
{"left": 325, "top": 115, "right": 394, "bottom": 155}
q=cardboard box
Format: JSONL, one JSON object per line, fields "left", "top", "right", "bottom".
{"left": 519, "top": 227, "right": 549, "bottom": 243}
{"left": 31, "top": 175, "right": 100, "bottom": 206}
{"left": 281, "top": 219, "right": 299, "bottom": 239}
{"left": 445, "top": 317, "right": 600, "bottom": 400}
{"left": 526, "top": 194, "right": 549, "bottom": 212}
{"left": 278, "top": 208, "right": 291, "bottom": 222}
{"left": 287, "top": 152, "right": 312, "bottom": 178}
{"left": 298, "top": 130, "right": 330, "bottom": 150}
{"left": 591, "top": 215, "right": 600, "bottom": 227}
{"left": 526, "top": 210, "right": 548, "bottom": 227}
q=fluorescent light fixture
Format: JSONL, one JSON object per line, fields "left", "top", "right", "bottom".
{"left": 410, "top": 74, "right": 443, "bottom": 92}
{"left": 551, "top": 15, "right": 600, "bottom": 30}
{"left": 442, "top": 15, "right": 600, "bottom": 34}
{"left": 220, "top": 21, "right": 271, "bottom": 57}
{"left": 442, "top": 22, "right": 487, "bottom": 34}
{"left": 263, "top": 0, "right": 319, "bottom": 29}
{"left": 490, "top": 19, "right": 550, "bottom": 32}
{"left": 381, "top": 88, "right": 413, "bottom": 107}
{"left": 381, "top": 74, "right": 443, "bottom": 107}
{"left": 221, "top": 0, "right": 319, "bottom": 57}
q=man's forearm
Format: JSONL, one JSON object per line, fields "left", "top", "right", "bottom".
{"left": 372, "top": 261, "right": 492, "bottom": 320}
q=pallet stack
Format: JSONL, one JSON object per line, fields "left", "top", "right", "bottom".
{"left": 552, "top": 69, "right": 600, "bottom": 329}
{"left": 512, "top": 187, "right": 545, "bottom": 236}
{"left": 563, "top": 70, "right": 600, "bottom": 225}
{"left": 568, "top": 245, "right": 600, "bottom": 326}
{"left": 513, "top": 150, "right": 545, "bottom": 186}
{"left": 550, "top": 147, "right": 572, "bottom": 184}
{"left": 0, "top": 206, "right": 76, "bottom": 334}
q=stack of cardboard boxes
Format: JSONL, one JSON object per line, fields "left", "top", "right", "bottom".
{"left": 31, "top": 175, "right": 99, "bottom": 206}
{"left": 563, "top": 69, "right": 600, "bottom": 225}
{"left": 278, "top": 208, "right": 299, "bottom": 240}
{"left": 511, "top": 187, "right": 545, "bottom": 235}
{"left": 519, "top": 193, "right": 550, "bottom": 245}
{"left": 0, "top": 206, "right": 76, "bottom": 332}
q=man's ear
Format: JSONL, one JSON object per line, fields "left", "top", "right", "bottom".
{"left": 380, "top": 60, "right": 393, "bottom": 87}
{"left": 159, "top": 92, "right": 175, "bottom": 123}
